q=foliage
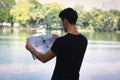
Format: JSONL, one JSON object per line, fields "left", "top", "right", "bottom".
{"left": 0, "top": 0, "right": 120, "bottom": 32}
{"left": 74, "top": 6, "right": 120, "bottom": 32}
{"left": 28, "top": 0, "right": 42, "bottom": 26}
{"left": 41, "top": 3, "right": 64, "bottom": 29}
{"left": 0, "top": 0, "right": 15, "bottom": 23}
{"left": 74, "top": 5, "right": 85, "bottom": 28}
{"left": 10, "top": 0, "right": 31, "bottom": 26}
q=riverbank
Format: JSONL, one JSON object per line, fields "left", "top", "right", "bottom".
{"left": 1, "top": 26, "right": 120, "bottom": 33}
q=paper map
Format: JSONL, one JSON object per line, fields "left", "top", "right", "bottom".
{"left": 27, "top": 34, "right": 55, "bottom": 60}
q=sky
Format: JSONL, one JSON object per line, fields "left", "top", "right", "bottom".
{"left": 38, "top": 0, "right": 120, "bottom": 11}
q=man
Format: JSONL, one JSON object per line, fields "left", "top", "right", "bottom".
{"left": 25, "top": 8, "right": 88, "bottom": 80}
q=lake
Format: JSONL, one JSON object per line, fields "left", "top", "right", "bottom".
{"left": 0, "top": 28, "right": 120, "bottom": 80}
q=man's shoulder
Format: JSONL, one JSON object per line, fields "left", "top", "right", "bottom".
{"left": 56, "top": 34, "right": 67, "bottom": 40}
{"left": 80, "top": 34, "right": 87, "bottom": 40}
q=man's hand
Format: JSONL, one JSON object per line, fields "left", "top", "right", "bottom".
{"left": 25, "top": 41, "right": 33, "bottom": 51}
{"left": 53, "top": 34, "right": 59, "bottom": 39}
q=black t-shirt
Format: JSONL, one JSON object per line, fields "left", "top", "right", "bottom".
{"left": 51, "top": 33, "right": 88, "bottom": 80}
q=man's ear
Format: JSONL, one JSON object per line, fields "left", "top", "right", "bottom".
{"left": 64, "top": 18, "right": 68, "bottom": 24}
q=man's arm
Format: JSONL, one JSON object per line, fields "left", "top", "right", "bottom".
{"left": 25, "top": 41, "right": 56, "bottom": 63}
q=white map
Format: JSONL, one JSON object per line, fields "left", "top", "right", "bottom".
{"left": 27, "top": 34, "right": 55, "bottom": 60}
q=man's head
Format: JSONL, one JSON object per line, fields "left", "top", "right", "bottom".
{"left": 59, "top": 8, "right": 78, "bottom": 25}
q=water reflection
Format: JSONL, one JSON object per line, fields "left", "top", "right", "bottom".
{"left": 80, "top": 41, "right": 120, "bottom": 80}
{"left": 83, "top": 32, "right": 120, "bottom": 41}
{"left": 0, "top": 28, "right": 120, "bottom": 80}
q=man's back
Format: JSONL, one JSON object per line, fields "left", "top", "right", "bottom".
{"left": 51, "top": 33, "right": 88, "bottom": 80}
{"left": 25, "top": 8, "right": 88, "bottom": 80}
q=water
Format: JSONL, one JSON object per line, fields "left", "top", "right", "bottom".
{"left": 80, "top": 41, "right": 120, "bottom": 80}
{"left": 0, "top": 29, "right": 120, "bottom": 80}
{"left": 0, "top": 39, "right": 54, "bottom": 80}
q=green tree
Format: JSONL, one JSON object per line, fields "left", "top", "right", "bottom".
{"left": 83, "top": 9, "right": 95, "bottom": 30}
{"left": 103, "top": 10, "right": 119, "bottom": 31}
{"left": 28, "top": 0, "right": 42, "bottom": 26}
{"left": 109, "top": 10, "right": 120, "bottom": 30}
{"left": 117, "top": 18, "right": 120, "bottom": 30}
{"left": 42, "top": 3, "right": 64, "bottom": 29}
{"left": 74, "top": 5, "right": 85, "bottom": 28}
{"left": 89, "top": 8, "right": 104, "bottom": 31}
{"left": 0, "top": 0, "right": 15, "bottom": 24}
{"left": 10, "top": 0, "right": 31, "bottom": 26}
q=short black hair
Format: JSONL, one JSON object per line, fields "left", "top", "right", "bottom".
{"left": 59, "top": 8, "right": 78, "bottom": 25}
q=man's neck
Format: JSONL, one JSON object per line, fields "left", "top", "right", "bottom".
{"left": 66, "top": 25, "right": 80, "bottom": 35}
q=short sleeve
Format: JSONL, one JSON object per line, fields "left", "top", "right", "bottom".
{"left": 51, "top": 38, "right": 61, "bottom": 55}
